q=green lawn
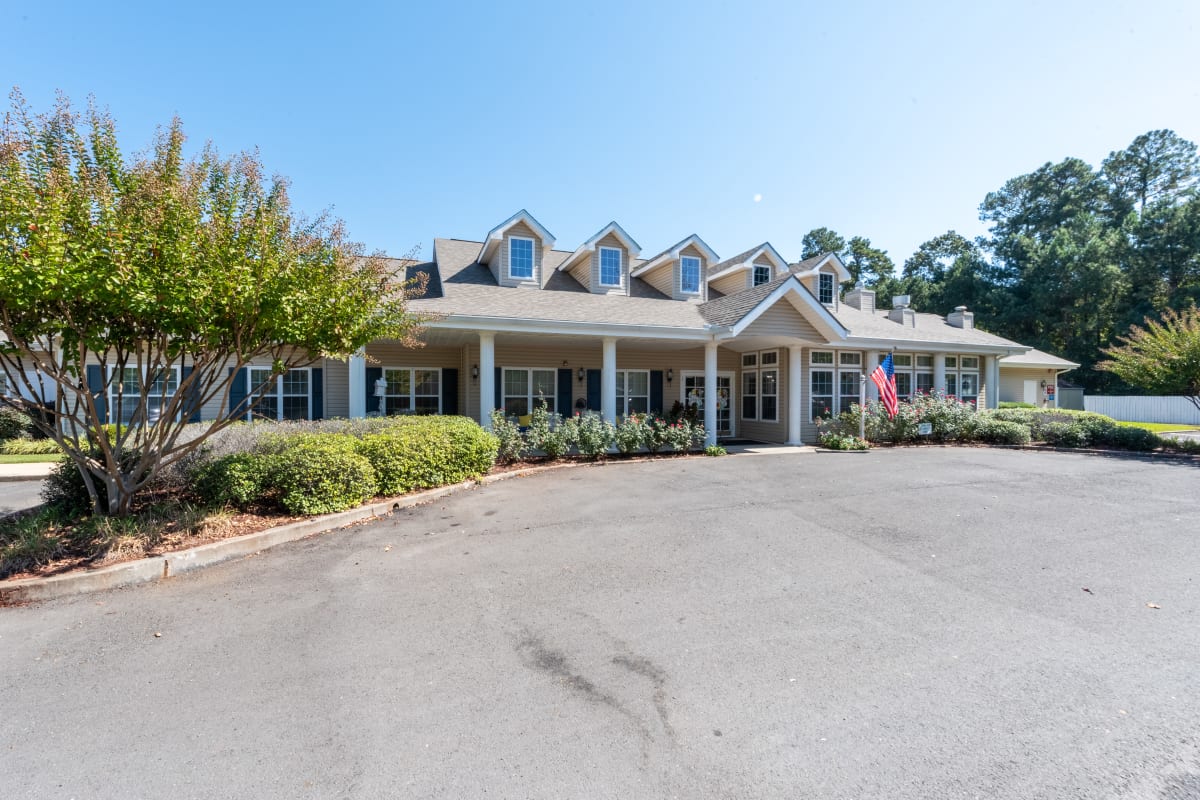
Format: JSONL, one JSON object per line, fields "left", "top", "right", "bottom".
{"left": 0, "top": 453, "right": 64, "bottom": 464}
{"left": 1118, "top": 421, "right": 1200, "bottom": 433}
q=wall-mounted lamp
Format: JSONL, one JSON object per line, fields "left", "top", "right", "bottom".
{"left": 576, "top": 367, "right": 585, "bottom": 383}
{"left": 666, "top": 368, "right": 674, "bottom": 384}
{"left": 471, "top": 364, "right": 479, "bottom": 382}
{"left": 1039, "top": 379, "right": 1047, "bottom": 388}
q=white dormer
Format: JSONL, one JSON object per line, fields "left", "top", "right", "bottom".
{"left": 477, "top": 209, "right": 556, "bottom": 288}
{"left": 630, "top": 234, "right": 720, "bottom": 301}
{"left": 790, "top": 252, "right": 851, "bottom": 311}
{"left": 706, "top": 243, "right": 790, "bottom": 296}
{"left": 555, "top": 221, "right": 641, "bottom": 296}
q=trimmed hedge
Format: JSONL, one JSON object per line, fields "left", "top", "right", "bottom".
{"left": 971, "top": 418, "right": 1032, "bottom": 445}
{"left": 356, "top": 416, "right": 498, "bottom": 496}
{"left": 273, "top": 437, "right": 377, "bottom": 516}
{"left": 0, "top": 406, "right": 32, "bottom": 440}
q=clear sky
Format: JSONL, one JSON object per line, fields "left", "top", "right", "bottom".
{"left": 4, "top": 0, "right": 1199, "bottom": 268}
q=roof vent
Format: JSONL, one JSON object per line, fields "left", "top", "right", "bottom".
{"left": 891, "top": 295, "right": 911, "bottom": 309}
{"left": 947, "top": 305, "right": 975, "bottom": 330}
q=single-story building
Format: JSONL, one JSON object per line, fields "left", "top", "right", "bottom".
{"left": 998, "top": 349, "right": 1079, "bottom": 408}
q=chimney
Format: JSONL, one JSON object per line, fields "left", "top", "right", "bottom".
{"left": 947, "top": 305, "right": 974, "bottom": 329}
{"left": 843, "top": 283, "right": 876, "bottom": 313}
{"left": 887, "top": 295, "right": 916, "bottom": 327}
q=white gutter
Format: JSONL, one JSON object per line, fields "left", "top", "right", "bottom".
{"left": 425, "top": 315, "right": 716, "bottom": 342}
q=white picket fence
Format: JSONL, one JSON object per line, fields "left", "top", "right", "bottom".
{"left": 1083, "top": 396, "right": 1200, "bottom": 425}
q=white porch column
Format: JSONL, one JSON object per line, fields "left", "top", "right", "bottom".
{"left": 786, "top": 344, "right": 804, "bottom": 445}
{"left": 479, "top": 332, "right": 496, "bottom": 429}
{"left": 348, "top": 349, "right": 367, "bottom": 419}
{"left": 704, "top": 340, "right": 718, "bottom": 446}
{"left": 866, "top": 350, "right": 881, "bottom": 401}
{"left": 934, "top": 352, "right": 947, "bottom": 394}
{"left": 601, "top": 337, "right": 617, "bottom": 424}
{"left": 990, "top": 356, "right": 1001, "bottom": 409}
{"left": 981, "top": 355, "right": 997, "bottom": 409}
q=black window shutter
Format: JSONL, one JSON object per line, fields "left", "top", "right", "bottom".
{"left": 557, "top": 368, "right": 572, "bottom": 417}
{"left": 441, "top": 368, "right": 458, "bottom": 415}
{"left": 229, "top": 367, "right": 247, "bottom": 417}
{"left": 85, "top": 364, "right": 107, "bottom": 424}
{"left": 650, "top": 370, "right": 664, "bottom": 415}
{"left": 311, "top": 367, "right": 324, "bottom": 419}
{"left": 181, "top": 365, "right": 202, "bottom": 423}
{"left": 365, "top": 367, "right": 382, "bottom": 415}
{"left": 586, "top": 369, "right": 601, "bottom": 412}
{"left": 494, "top": 367, "right": 502, "bottom": 412}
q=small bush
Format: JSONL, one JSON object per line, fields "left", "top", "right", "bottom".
{"left": 0, "top": 507, "right": 72, "bottom": 579}
{"left": 194, "top": 453, "right": 276, "bottom": 509}
{"left": 1098, "top": 425, "right": 1162, "bottom": 452}
{"left": 819, "top": 431, "right": 870, "bottom": 450}
{"left": 0, "top": 406, "right": 32, "bottom": 440}
{"left": 999, "top": 401, "right": 1037, "bottom": 409}
{"left": 0, "top": 438, "right": 62, "bottom": 455}
{"left": 1038, "top": 421, "right": 1090, "bottom": 448}
{"left": 1162, "top": 436, "right": 1200, "bottom": 454}
{"left": 704, "top": 444, "right": 727, "bottom": 457}
{"left": 357, "top": 417, "right": 497, "bottom": 495}
{"left": 525, "top": 402, "right": 573, "bottom": 459}
{"left": 971, "top": 418, "right": 1032, "bottom": 445}
{"left": 570, "top": 413, "right": 615, "bottom": 459}
{"left": 614, "top": 414, "right": 647, "bottom": 454}
{"left": 42, "top": 449, "right": 143, "bottom": 515}
{"left": 490, "top": 410, "right": 527, "bottom": 464}
{"left": 271, "top": 436, "right": 378, "bottom": 516}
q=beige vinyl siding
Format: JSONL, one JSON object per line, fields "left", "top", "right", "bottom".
{"left": 462, "top": 341, "right": 740, "bottom": 423}
{"left": 739, "top": 301, "right": 824, "bottom": 341}
{"left": 640, "top": 260, "right": 674, "bottom": 297}
{"left": 365, "top": 342, "right": 467, "bottom": 416}
{"left": 999, "top": 365, "right": 1059, "bottom": 407}
{"left": 321, "top": 357, "right": 349, "bottom": 419}
{"left": 567, "top": 257, "right": 590, "bottom": 288}
{"left": 709, "top": 270, "right": 749, "bottom": 296}
{"left": 496, "top": 221, "right": 543, "bottom": 288}
{"left": 589, "top": 233, "right": 629, "bottom": 295}
{"left": 739, "top": 348, "right": 789, "bottom": 443}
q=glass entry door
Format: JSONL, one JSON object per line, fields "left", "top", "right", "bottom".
{"left": 682, "top": 373, "right": 733, "bottom": 437}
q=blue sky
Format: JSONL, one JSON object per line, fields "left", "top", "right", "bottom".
{"left": 4, "top": 0, "right": 1199, "bottom": 268}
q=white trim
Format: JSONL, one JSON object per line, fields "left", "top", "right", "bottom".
{"left": 630, "top": 234, "right": 720, "bottom": 277}
{"left": 380, "top": 366, "right": 442, "bottom": 416}
{"left": 425, "top": 315, "right": 720, "bottom": 341}
{"left": 477, "top": 209, "right": 555, "bottom": 263}
{"left": 809, "top": 363, "right": 835, "bottom": 422}
{"left": 793, "top": 252, "right": 852, "bottom": 283}
{"left": 752, "top": 262, "right": 773, "bottom": 287}
{"left": 245, "top": 366, "right": 312, "bottom": 422}
{"left": 507, "top": 235, "right": 536, "bottom": 281}
{"left": 108, "top": 365, "right": 182, "bottom": 425}
{"left": 680, "top": 370, "right": 736, "bottom": 437}
{"left": 555, "top": 221, "right": 641, "bottom": 272}
{"left": 598, "top": 245, "right": 623, "bottom": 288}
{"left": 818, "top": 272, "right": 835, "bottom": 305}
{"left": 500, "top": 366, "right": 559, "bottom": 417}
{"left": 722, "top": 276, "right": 849, "bottom": 342}
{"left": 679, "top": 254, "right": 702, "bottom": 295}
{"left": 615, "top": 368, "right": 651, "bottom": 416}
{"left": 706, "top": 242, "right": 789, "bottom": 282}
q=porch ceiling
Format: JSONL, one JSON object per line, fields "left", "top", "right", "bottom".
{"left": 407, "top": 328, "right": 707, "bottom": 352}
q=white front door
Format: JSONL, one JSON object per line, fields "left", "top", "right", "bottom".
{"left": 681, "top": 372, "right": 734, "bottom": 437}
{"left": 1023, "top": 379, "right": 1038, "bottom": 406}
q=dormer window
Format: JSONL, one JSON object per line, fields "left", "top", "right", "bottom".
{"left": 753, "top": 264, "right": 772, "bottom": 286}
{"left": 818, "top": 273, "right": 835, "bottom": 304}
{"left": 599, "top": 246, "right": 622, "bottom": 287}
{"left": 680, "top": 256, "right": 701, "bottom": 294}
{"left": 509, "top": 237, "right": 534, "bottom": 279}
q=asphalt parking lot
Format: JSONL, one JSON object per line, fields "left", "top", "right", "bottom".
{"left": 1, "top": 448, "right": 1198, "bottom": 799}
{"left": 0, "top": 479, "right": 44, "bottom": 515}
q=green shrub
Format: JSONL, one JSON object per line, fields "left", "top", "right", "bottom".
{"left": 42, "top": 448, "right": 143, "bottom": 515}
{"left": 0, "top": 406, "right": 32, "bottom": 440}
{"left": 641, "top": 416, "right": 674, "bottom": 454}
{"left": 833, "top": 392, "right": 978, "bottom": 444}
{"left": 569, "top": 413, "right": 615, "bottom": 459}
{"left": 1038, "top": 421, "right": 1090, "bottom": 448}
{"left": 193, "top": 453, "right": 275, "bottom": 509}
{"left": 999, "top": 401, "right": 1037, "bottom": 409}
{"left": 490, "top": 409, "right": 527, "bottom": 463}
{"left": 971, "top": 418, "right": 1032, "bottom": 445}
{"left": 271, "top": 436, "right": 378, "bottom": 516}
{"left": 704, "top": 444, "right": 727, "bottom": 457}
{"left": 1098, "top": 425, "right": 1162, "bottom": 452}
{"left": 0, "top": 438, "right": 62, "bottom": 455}
{"left": 1162, "top": 436, "right": 1200, "bottom": 454}
{"left": 357, "top": 417, "right": 498, "bottom": 496}
{"left": 525, "top": 402, "right": 573, "bottom": 459}
{"left": 614, "top": 414, "right": 647, "bottom": 454}
{"left": 819, "top": 431, "right": 870, "bottom": 450}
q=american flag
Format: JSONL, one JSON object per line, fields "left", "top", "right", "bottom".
{"left": 870, "top": 353, "right": 899, "bottom": 419}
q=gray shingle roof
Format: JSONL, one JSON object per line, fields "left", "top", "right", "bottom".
{"left": 706, "top": 244, "right": 769, "bottom": 278}
{"left": 698, "top": 273, "right": 795, "bottom": 326}
{"left": 1000, "top": 348, "right": 1079, "bottom": 368}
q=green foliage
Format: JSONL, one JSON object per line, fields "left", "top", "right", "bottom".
{"left": 0, "top": 406, "right": 32, "bottom": 440}
{"left": 356, "top": 417, "right": 497, "bottom": 495}
{"left": 569, "top": 413, "right": 615, "bottom": 459}
{"left": 271, "top": 437, "right": 377, "bottom": 516}
{"left": 971, "top": 418, "right": 1032, "bottom": 445}
{"left": 42, "top": 448, "right": 142, "bottom": 515}
{"left": 0, "top": 507, "right": 72, "bottom": 579}
{"left": 1099, "top": 425, "right": 1162, "bottom": 452}
{"left": 819, "top": 432, "right": 870, "bottom": 451}
{"left": 999, "top": 401, "right": 1037, "bottom": 409}
{"left": 614, "top": 414, "right": 648, "bottom": 454}
{"left": 0, "top": 90, "right": 422, "bottom": 516}
{"left": 0, "top": 437, "right": 61, "bottom": 455}
{"left": 1038, "top": 421, "right": 1090, "bottom": 448}
{"left": 703, "top": 444, "right": 727, "bottom": 457}
{"left": 524, "top": 402, "right": 574, "bottom": 459}
{"left": 1161, "top": 436, "right": 1200, "bottom": 454}
{"left": 193, "top": 453, "right": 275, "bottom": 509}
{"left": 833, "top": 393, "right": 978, "bottom": 444}
{"left": 1099, "top": 305, "right": 1200, "bottom": 410}
{"left": 489, "top": 409, "right": 527, "bottom": 464}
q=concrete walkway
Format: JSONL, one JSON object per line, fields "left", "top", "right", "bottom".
{"left": 0, "top": 461, "right": 56, "bottom": 482}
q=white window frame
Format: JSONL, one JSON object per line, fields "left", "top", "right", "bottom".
{"left": 507, "top": 235, "right": 535, "bottom": 281}
{"left": 810, "top": 350, "right": 834, "bottom": 366}
{"left": 752, "top": 263, "right": 772, "bottom": 287}
{"left": 502, "top": 366, "right": 557, "bottom": 418}
{"left": 810, "top": 365, "right": 835, "bottom": 421}
{"left": 818, "top": 272, "right": 835, "bottom": 304}
{"left": 740, "top": 349, "right": 779, "bottom": 423}
{"left": 759, "top": 366, "right": 779, "bottom": 422}
{"left": 680, "top": 255, "right": 701, "bottom": 295}
{"left": 0, "top": 373, "right": 8, "bottom": 396}
{"left": 615, "top": 369, "right": 650, "bottom": 416}
{"left": 109, "top": 365, "right": 181, "bottom": 426}
{"left": 246, "top": 366, "right": 312, "bottom": 422}
{"left": 838, "top": 369, "right": 861, "bottom": 415}
{"left": 598, "top": 246, "right": 623, "bottom": 288}
{"left": 839, "top": 351, "right": 862, "bottom": 367}
{"left": 680, "top": 371, "right": 736, "bottom": 436}
{"left": 741, "top": 369, "right": 758, "bottom": 421}
{"left": 382, "top": 367, "right": 441, "bottom": 416}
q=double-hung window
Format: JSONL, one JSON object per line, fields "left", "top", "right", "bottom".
{"left": 810, "top": 351, "right": 835, "bottom": 421}
{"left": 248, "top": 367, "right": 310, "bottom": 421}
{"left": 836, "top": 352, "right": 863, "bottom": 414}
{"left": 0, "top": 374, "right": 8, "bottom": 396}
{"left": 741, "top": 351, "right": 778, "bottom": 422}
{"left": 959, "top": 357, "right": 980, "bottom": 406}
{"left": 503, "top": 368, "right": 556, "bottom": 417}
{"left": 819, "top": 273, "right": 835, "bottom": 304}
{"left": 680, "top": 256, "right": 701, "bottom": 294}
{"left": 741, "top": 353, "right": 758, "bottom": 420}
{"left": 599, "top": 247, "right": 622, "bottom": 287}
{"left": 384, "top": 368, "right": 440, "bottom": 415}
{"left": 616, "top": 370, "right": 649, "bottom": 416}
{"left": 508, "top": 237, "right": 534, "bottom": 280}
{"left": 915, "top": 355, "right": 934, "bottom": 395}
{"left": 112, "top": 367, "right": 180, "bottom": 426}
{"left": 753, "top": 263, "right": 772, "bottom": 286}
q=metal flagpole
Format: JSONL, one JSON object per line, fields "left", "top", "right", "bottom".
{"left": 859, "top": 372, "right": 866, "bottom": 440}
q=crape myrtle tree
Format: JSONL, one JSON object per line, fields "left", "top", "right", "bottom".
{"left": 0, "top": 91, "right": 425, "bottom": 516}
{"left": 1099, "top": 305, "right": 1200, "bottom": 411}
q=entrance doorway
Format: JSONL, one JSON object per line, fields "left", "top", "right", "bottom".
{"left": 681, "top": 372, "right": 734, "bottom": 437}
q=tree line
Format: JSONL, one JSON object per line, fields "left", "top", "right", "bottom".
{"left": 801, "top": 129, "right": 1199, "bottom": 392}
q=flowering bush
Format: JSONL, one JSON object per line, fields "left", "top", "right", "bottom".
{"left": 818, "top": 431, "right": 870, "bottom": 450}
{"left": 830, "top": 392, "right": 979, "bottom": 444}
{"left": 614, "top": 414, "right": 648, "bottom": 454}
{"left": 567, "top": 413, "right": 615, "bottom": 459}
{"left": 490, "top": 409, "right": 527, "bottom": 464}
{"left": 525, "top": 402, "right": 574, "bottom": 459}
